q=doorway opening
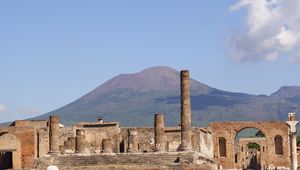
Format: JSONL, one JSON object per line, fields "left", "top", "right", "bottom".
{"left": 0, "top": 151, "right": 13, "bottom": 169}
{"left": 234, "top": 127, "right": 266, "bottom": 170}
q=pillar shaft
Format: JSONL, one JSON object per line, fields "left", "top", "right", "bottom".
{"left": 102, "top": 139, "right": 113, "bottom": 153}
{"left": 49, "top": 115, "right": 60, "bottom": 154}
{"left": 180, "top": 70, "right": 192, "bottom": 151}
{"left": 68, "top": 137, "right": 76, "bottom": 151}
{"left": 290, "top": 134, "right": 297, "bottom": 170}
{"left": 76, "top": 129, "right": 86, "bottom": 153}
{"left": 154, "top": 113, "right": 165, "bottom": 152}
{"left": 128, "top": 130, "right": 138, "bottom": 152}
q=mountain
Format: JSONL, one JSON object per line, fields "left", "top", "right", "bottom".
{"left": 272, "top": 86, "right": 300, "bottom": 99}
{"left": 34, "top": 66, "right": 300, "bottom": 127}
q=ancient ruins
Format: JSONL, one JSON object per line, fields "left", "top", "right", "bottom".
{"left": 0, "top": 70, "right": 298, "bottom": 170}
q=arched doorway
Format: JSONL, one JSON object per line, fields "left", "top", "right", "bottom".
{"left": 0, "top": 133, "right": 21, "bottom": 169}
{"left": 211, "top": 121, "right": 289, "bottom": 169}
{"left": 234, "top": 127, "right": 266, "bottom": 170}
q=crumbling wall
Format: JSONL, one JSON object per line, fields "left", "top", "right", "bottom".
{"left": 237, "top": 138, "right": 267, "bottom": 169}
{"left": 165, "top": 127, "right": 181, "bottom": 152}
{"left": 38, "top": 127, "right": 49, "bottom": 157}
{"left": 210, "top": 121, "right": 290, "bottom": 169}
{"left": 59, "top": 127, "right": 74, "bottom": 147}
{"left": 0, "top": 133, "right": 21, "bottom": 169}
{"left": 78, "top": 125, "right": 120, "bottom": 153}
{"left": 13, "top": 120, "right": 47, "bottom": 129}
{"left": 121, "top": 128, "right": 155, "bottom": 152}
{"left": 0, "top": 127, "right": 36, "bottom": 169}
{"left": 121, "top": 127, "right": 213, "bottom": 154}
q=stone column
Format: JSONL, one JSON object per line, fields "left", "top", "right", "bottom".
{"left": 128, "top": 130, "right": 139, "bottom": 152}
{"left": 102, "top": 139, "right": 113, "bottom": 153}
{"left": 49, "top": 115, "right": 60, "bottom": 154}
{"left": 180, "top": 70, "right": 192, "bottom": 151}
{"left": 76, "top": 129, "right": 86, "bottom": 153}
{"left": 287, "top": 112, "right": 298, "bottom": 170}
{"left": 68, "top": 137, "right": 76, "bottom": 151}
{"left": 154, "top": 113, "right": 165, "bottom": 152}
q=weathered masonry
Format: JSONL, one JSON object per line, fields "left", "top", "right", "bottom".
{"left": 210, "top": 120, "right": 291, "bottom": 169}
{"left": 0, "top": 70, "right": 298, "bottom": 169}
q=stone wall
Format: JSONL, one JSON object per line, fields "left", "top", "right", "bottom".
{"left": 74, "top": 122, "right": 121, "bottom": 153}
{"left": 13, "top": 120, "right": 48, "bottom": 129}
{"left": 121, "top": 127, "right": 213, "bottom": 155}
{"left": 38, "top": 127, "right": 49, "bottom": 157}
{"left": 197, "top": 129, "right": 213, "bottom": 158}
{"left": 0, "top": 126, "right": 36, "bottom": 169}
{"left": 237, "top": 138, "right": 267, "bottom": 169}
{"left": 59, "top": 127, "right": 75, "bottom": 147}
{"left": 121, "top": 128, "right": 155, "bottom": 152}
{"left": 210, "top": 121, "right": 290, "bottom": 169}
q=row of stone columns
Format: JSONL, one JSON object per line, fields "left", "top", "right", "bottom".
{"left": 48, "top": 116, "right": 87, "bottom": 154}
{"left": 49, "top": 70, "right": 192, "bottom": 154}
{"left": 48, "top": 116, "right": 114, "bottom": 154}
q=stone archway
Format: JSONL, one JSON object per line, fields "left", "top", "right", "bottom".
{"left": 0, "top": 133, "right": 21, "bottom": 169}
{"left": 210, "top": 121, "right": 290, "bottom": 169}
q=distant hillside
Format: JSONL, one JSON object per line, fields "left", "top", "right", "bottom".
{"left": 33, "top": 66, "right": 300, "bottom": 127}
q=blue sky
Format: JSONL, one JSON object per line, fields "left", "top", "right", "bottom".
{"left": 1, "top": 0, "right": 300, "bottom": 122}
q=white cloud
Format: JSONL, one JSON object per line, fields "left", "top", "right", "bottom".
{"left": 0, "top": 103, "right": 6, "bottom": 112}
{"left": 17, "top": 107, "right": 40, "bottom": 115}
{"left": 229, "top": 0, "right": 300, "bottom": 62}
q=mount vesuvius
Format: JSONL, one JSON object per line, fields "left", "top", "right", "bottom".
{"left": 33, "top": 66, "right": 300, "bottom": 127}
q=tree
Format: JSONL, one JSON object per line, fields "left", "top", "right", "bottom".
{"left": 248, "top": 143, "right": 260, "bottom": 151}
{"left": 255, "top": 130, "right": 265, "bottom": 137}
{"left": 297, "top": 136, "right": 300, "bottom": 146}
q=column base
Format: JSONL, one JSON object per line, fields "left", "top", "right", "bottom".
{"left": 177, "top": 144, "right": 192, "bottom": 152}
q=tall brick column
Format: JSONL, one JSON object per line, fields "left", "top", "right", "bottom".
{"left": 180, "top": 70, "right": 192, "bottom": 151}
{"left": 128, "top": 130, "right": 139, "bottom": 152}
{"left": 49, "top": 115, "right": 60, "bottom": 154}
{"left": 154, "top": 113, "right": 165, "bottom": 152}
{"left": 287, "top": 112, "right": 298, "bottom": 170}
{"left": 76, "top": 129, "right": 86, "bottom": 153}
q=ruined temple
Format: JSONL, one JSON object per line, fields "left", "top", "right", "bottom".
{"left": 0, "top": 70, "right": 298, "bottom": 170}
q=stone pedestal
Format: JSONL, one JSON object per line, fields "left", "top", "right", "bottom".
{"left": 154, "top": 113, "right": 165, "bottom": 152}
{"left": 179, "top": 70, "right": 192, "bottom": 151}
{"left": 49, "top": 115, "right": 60, "bottom": 154}
{"left": 128, "top": 130, "right": 139, "bottom": 153}
{"left": 76, "top": 129, "right": 86, "bottom": 153}
{"left": 102, "top": 139, "right": 113, "bottom": 153}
